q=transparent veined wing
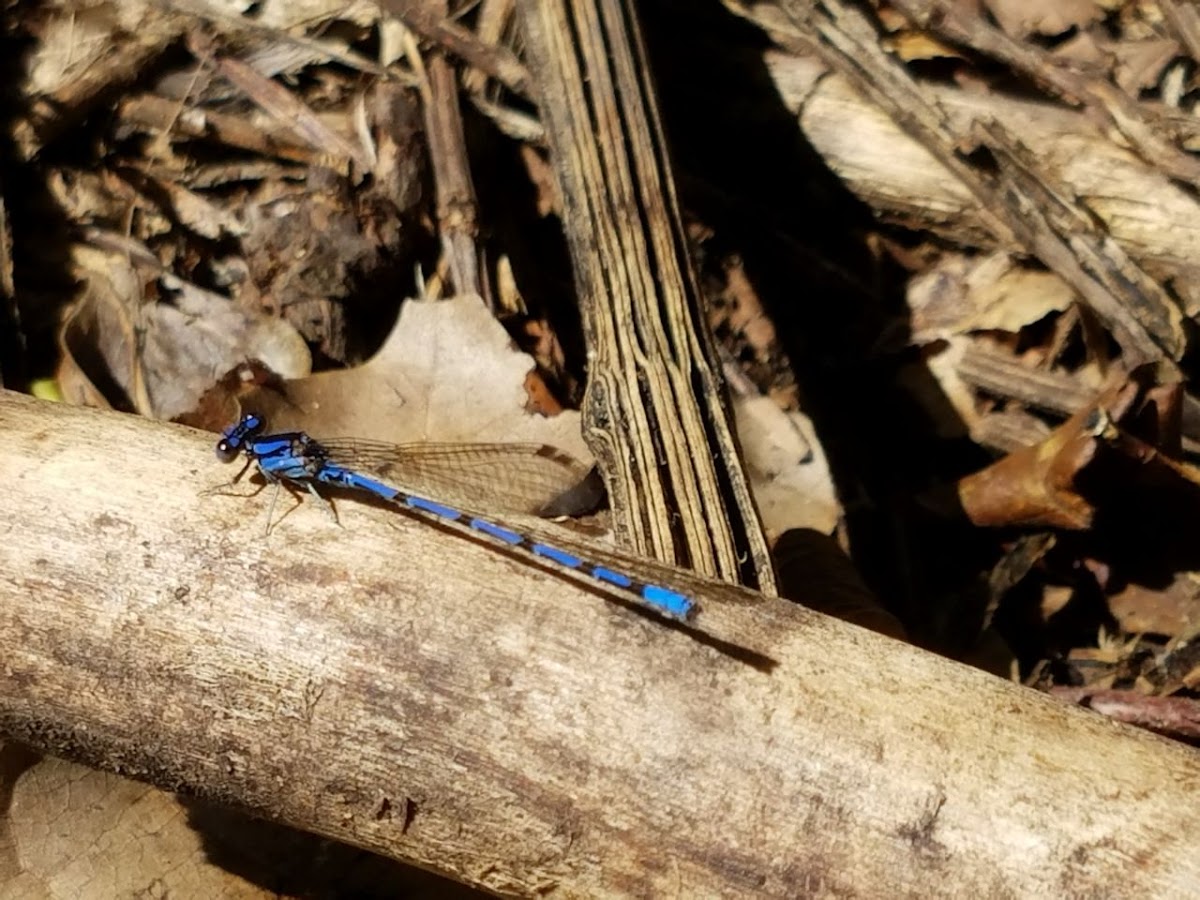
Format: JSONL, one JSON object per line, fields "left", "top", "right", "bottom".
{"left": 314, "top": 438, "right": 600, "bottom": 516}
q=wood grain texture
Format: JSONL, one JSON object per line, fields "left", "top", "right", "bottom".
{"left": 766, "top": 53, "right": 1200, "bottom": 284}
{"left": 516, "top": 0, "right": 777, "bottom": 595}
{"left": 1, "top": 392, "right": 1198, "bottom": 896}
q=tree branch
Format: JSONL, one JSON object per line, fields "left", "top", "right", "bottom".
{"left": 1, "top": 391, "right": 1196, "bottom": 895}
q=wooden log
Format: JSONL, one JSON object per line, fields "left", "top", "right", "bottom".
{"left": 1, "top": 391, "right": 1197, "bottom": 895}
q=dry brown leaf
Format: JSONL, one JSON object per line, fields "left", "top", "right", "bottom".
{"left": 983, "top": 0, "right": 1103, "bottom": 38}
{"left": 1051, "top": 29, "right": 1113, "bottom": 73}
{"left": 45, "top": 170, "right": 135, "bottom": 227}
{"left": 719, "top": 257, "right": 778, "bottom": 356}
{"left": 236, "top": 172, "right": 404, "bottom": 360}
{"left": 905, "top": 336, "right": 978, "bottom": 440}
{"left": 0, "top": 753, "right": 271, "bottom": 898}
{"left": 907, "top": 252, "right": 1075, "bottom": 344}
{"left": 58, "top": 244, "right": 310, "bottom": 419}
{"left": 0, "top": 749, "right": 470, "bottom": 898}
{"left": 518, "top": 145, "right": 560, "bottom": 217}
{"left": 15, "top": 0, "right": 190, "bottom": 160}
{"left": 1113, "top": 37, "right": 1183, "bottom": 94}
{"left": 241, "top": 293, "right": 592, "bottom": 460}
{"left": 773, "top": 529, "right": 905, "bottom": 639}
{"left": 957, "top": 397, "right": 1102, "bottom": 529}
{"left": 882, "top": 31, "right": 967, "bottom": 62}
{"left": 733, "top": 396, "right": 840, "bottom": 538}
{"left": 956, "top": 372, "right": 1195, "bottom": 529}
{"left": 25, "top": 0, "right": 161, "bottom": 97}
{"left": 1107, "top": 573, "right": 1200, "bottom": 638}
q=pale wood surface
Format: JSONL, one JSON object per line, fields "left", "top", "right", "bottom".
{"left": 731, "top": 0, "right": 1189, "bottom": 366}
{"left": 766, "top": 50, "right": 1200, "bottom": 296}
{"left": 1, "top": 391, "right": 1198, "bottom": 896}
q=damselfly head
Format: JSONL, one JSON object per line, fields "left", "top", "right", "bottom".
{"left": 215, "top": 413, "right": 265, "bottom": 461}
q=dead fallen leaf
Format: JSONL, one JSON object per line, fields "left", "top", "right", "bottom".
{"left": 1107, "top": 574, "right": 1200, "bottom": 638}
{"left": 1051, "top": 29, "right": 1112, "bottom": 74}
{"left": 957, "top": 370, "right": 1197, "bottom": 529}
{"left": 1, "top": 751, "right": 270, "bottom": 898}
{"left": 239, "top": 294, "right": 587, "bottom": 452}
{"left": 907, "top": 252, "right": 1075, "bottom": 344}
{"left": 1112, "top": 37, "right": 1183, "bottom": 94}
{"left": 216, "top": 0, "right": 382, "bottom": 30}
{"left": 58, "top": 243, "right": 311, "bottom": 419}
{"left": 733, "top": 395, "right": 840, "bottom": 538}
{"left": 983, "top": 0, "right": 1103, "bottom": 39}
{"left": 18, "top": 0, "right": 182, "bottom": 154}
{"left": 903, "top": 336, "right": 977, "bottom": 440}
{"left": 223, "top": 294, "right": 595, "bottom": 515}
{"left": 956, "top": 381, "right": 1120, "bottom": 529}
{"left": 882, "top": 30, "right": 967, "bottom": 62}
{"left": 0, "top": 747, "right": 475, "bottom": 898}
